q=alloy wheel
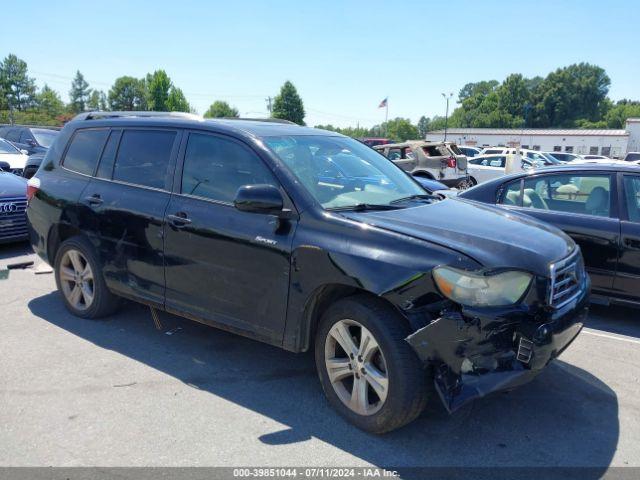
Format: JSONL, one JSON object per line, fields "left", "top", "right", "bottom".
{"left": 59, "top": 249, "right": 95, "bottom": 311}
{"left": 324, "top": 319, "right": 389, "bottom": 416}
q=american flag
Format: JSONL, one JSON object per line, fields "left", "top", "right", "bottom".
{"left": 378, "top": 97, "right": 388, "bottom": 108}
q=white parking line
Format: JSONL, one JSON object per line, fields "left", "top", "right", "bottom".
{"left": 582, "top": 329, "right": 640, "bottom": 345}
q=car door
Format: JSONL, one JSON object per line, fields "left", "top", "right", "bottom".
{"left": 468, "top": 156, "right": 505, "bottom": 184}
{"left": 79, "top": 127, "right": 180, "bottom": 307}
{"left": 163, "top": 131, "right": 297, "bottom": 345}
{"left": 498, "top": 172, "right": 620, "bottom": 294}
{"left": 614, "top": 174, "right": 640, "bottom": 302}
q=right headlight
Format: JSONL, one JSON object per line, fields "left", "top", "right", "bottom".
{"left": 433, "top": 266, "right": 533, "bottom": 307}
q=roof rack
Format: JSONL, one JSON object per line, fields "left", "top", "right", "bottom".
{"left": 72, "top": 111, "right": 203, "bottom": 121}
{"left": 207, "top": 117, "right": 297, "bottom": 125}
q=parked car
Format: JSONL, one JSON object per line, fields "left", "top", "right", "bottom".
{"left": 460, "top": 163, "right": 640, "bottom": 307}
{"left": 466, "top": 154, "right": 545, "bottom": 185}
{"left": 22, "top": 153, "right": 46, "bottom": 179}
{"left": 480, "top": 147, "right": 559, "bottom": 165}
{"left": 548, "top": 152, "right": 582, "bottom": 163}
{"left": 0, "top": 170, "right": 28, "bottom": 244}
{"left": 580, "top": 155, "right": 610, "bottom": 161}
{"left": 458, "top": 146, "right": 482, "bottom": 158}
{"left": 28, "top": 111, "right": 588, "bottom": 433}
{"left": 623, "top": 152, "right": 640, "bottom": 162}
{"left": 374, "top": 141, "right": 470, "bottom": 188}
{"left": 0, "top": 138, "right": 29, "bottom": 176}
{"left": 0, "top": 125, "right": 59, "bottom": 155}
{"left": 358, "top": 138, "right": 395, "bottom": 147}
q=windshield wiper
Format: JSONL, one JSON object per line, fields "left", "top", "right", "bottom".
{"left": 390, "top": 194, "right": 437, "bottom": 204}
{"left": 327, "top": 203, "right": 404, "bottom": 212}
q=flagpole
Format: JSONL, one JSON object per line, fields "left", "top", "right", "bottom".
{"left": 385, "top": 98, "right": 388, "bottom": 136}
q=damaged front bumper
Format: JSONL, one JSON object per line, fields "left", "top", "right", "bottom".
{"left": 405, "top": 284, "right": 589, "bottom": 413}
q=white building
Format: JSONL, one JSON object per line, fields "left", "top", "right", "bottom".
{"left": 426, "top": 118, "right": 640, "bottom": 158}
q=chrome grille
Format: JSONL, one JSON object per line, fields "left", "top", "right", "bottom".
{"left": 549, "top": 249, "right": 584, "bottom": 308}
{"left": 0, "top": 196, "right": 28, "bottom": 239}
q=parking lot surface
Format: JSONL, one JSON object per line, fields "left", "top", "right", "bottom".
{"left": 1, "top": 243, "right": 639, "bottom": 474}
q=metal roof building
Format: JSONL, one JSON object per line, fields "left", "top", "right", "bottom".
{"left": 426, "top": 118, "right": 640, "bottom": 158}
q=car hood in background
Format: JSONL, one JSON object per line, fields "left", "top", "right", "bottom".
{"left": 341, "top": 198, "right": 574, "bottom": 277}
{"left": 0, "top": 172, "right": 27, "bottom": 197}
{"left": 0, "top": 153, "right": 28, "bottom": 169}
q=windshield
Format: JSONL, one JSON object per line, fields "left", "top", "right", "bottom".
{"left": 31, "top": 129, "right": 58, "bottom": 148}
{"left": 264, "top": 135, "right": 426, "bottom": 209}
{"left": 625, "top": 153, "right": 640, "bottom": 162}
{"left": 0, "top": 139, "right": 20, "bottom": 154}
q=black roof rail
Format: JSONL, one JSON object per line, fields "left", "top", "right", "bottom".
{"left": 212, "top": 117, "right": 298, "bottom": 125}
{"left": 72, "top": 111, "right": 203, "bottom": 121}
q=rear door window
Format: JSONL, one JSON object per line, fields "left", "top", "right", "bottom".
{"left": 623, "top": 176, "right": 640, "bottom": 222}
{"left": 63, "top": 129, "right": 110, "bottom": 176}
{"left": 112, "top": 130, "right": 177, "bottom": 189}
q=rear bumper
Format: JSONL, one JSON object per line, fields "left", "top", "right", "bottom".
{"left": 406, "top": 278, "right": 589, "bottom": 412}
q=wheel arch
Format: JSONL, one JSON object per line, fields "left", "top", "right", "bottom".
{"left": 47, "top": 223, "right": 87, "bottom": 264}
{"left": 411, "top": 170, "right": 435, "bottom": 180}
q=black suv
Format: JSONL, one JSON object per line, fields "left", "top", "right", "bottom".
{"left": 27, "top": 112, "right": 589, "bottom": 433}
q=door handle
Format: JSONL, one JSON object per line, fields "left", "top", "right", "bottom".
{"left": 167, "top": 213, "right": 192, "bottom": 227}
{"left": 84, "top": 194, "right": 103, "bottom": 206}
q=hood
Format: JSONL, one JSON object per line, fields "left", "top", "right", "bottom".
{"left": 341, "top": 198, "right": 574, "bottom": 277}
{"left": 0, "top": 152, "right": 28, "bottom": 169}
{"left": 0, "top": 172, "right": 27, "bottom": 198}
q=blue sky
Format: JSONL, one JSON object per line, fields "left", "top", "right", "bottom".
{"left": 2, "top": 0, "right": 638, "bottom": 127}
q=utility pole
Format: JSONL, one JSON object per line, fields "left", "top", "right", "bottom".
{"left": 265, "top": 97, "right": 273, "bottom": 116}
{"left": 442, "top": 92, "right": 453, "bottom": 142}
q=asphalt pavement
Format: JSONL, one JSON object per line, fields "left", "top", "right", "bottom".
{"left": 1, "top": 242, "right": 639, "bottom": 476}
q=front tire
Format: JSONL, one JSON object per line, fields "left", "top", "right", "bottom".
{"left": 315, "top": 296, "right": 428, "bottom": 433}
{"left": 54, "top": 237, "right": 120, "bottom": 319}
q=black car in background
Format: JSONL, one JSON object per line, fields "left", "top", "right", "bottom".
{"left": 27, "top": 112, "right": 588, "bottom": 433}
{"left": 0, "top": 125, "right": 60, "bottom": 155}
{"left": 0, "top": 171, "right": 28, "bottom": 244}
{"left": 460, "top": 163, "right": 640, "bottom": 307}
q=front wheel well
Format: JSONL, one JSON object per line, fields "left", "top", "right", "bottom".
{"left": 302, "top": 285, "right": 409, "bottom": 352}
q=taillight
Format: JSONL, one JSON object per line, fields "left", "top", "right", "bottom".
{"left": 27, "top": 176, "right": 40, "bottom": 204}
{"left": 446, "top": 157, "right": 457, "bottom": 169}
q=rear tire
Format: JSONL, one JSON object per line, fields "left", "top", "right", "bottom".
{"left": 315, "top": 295, "right": 428, "bottom": 434}
{"left": 456, "top": 177, "right": 476, "bottom": 190}
{"left": 54, "top": 237, "right": 120, "bottom": 319}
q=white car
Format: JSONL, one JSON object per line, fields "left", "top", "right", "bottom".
{"left": 480, "top": 147, "right": 559, "bottom": 165}
{"left": 0, "top": 138, "right": 29, "bottom": 175}
{"left": 467, "top": 154, "right": 544, "bottom": 185}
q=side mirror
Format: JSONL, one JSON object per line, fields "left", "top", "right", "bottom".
{"left": 234, "top": 184, "right": 284, "bottom": 215}
{"left": 20, "top": 149, "right": 29, "bottom": 155}
{"left": 27, "top": 139, "right": 37, "bottom": 147}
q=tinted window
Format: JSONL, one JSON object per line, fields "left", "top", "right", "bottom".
{"left": 96, "top": 130, "right": 121, "bottom": 179}
{"left": 623, "top": 176, "right": 640, "bottom": 222}
{"left": 113, "top": 130, "right": 176, "bottom": 189}
{"left": 5, "top": 128, "right": 20, "bottom": 142}
{"left": 63, "top": 129, "right": 109, "bottom": 176}
{"left": 19, "top": 130, "right": 33, "bottom": 143}
{"left": 181, "top": 133, "right": 278, "bottom": 203}
{"left": 31, "top": 128, "right": 58, "bottom": 148}
{"left": 522, "top": 174, "right": 611, "bottom": 217}
{"left": 625, "top": 153, "right": 640, "bottom": 162}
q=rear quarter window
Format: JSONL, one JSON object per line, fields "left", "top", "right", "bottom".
{"left": 112, "top": 130, "right": 177, "bottom": 189}
{"left": 63, "top": 129, "right": 110, "bottom": 176}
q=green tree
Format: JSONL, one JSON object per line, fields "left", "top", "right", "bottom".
{"left": 146, "top": 70, "right": 171, "bottom": 111}
{"left": 383, "top": 118, "right": 419, "bottom": 141}
{"left": 35, "top": 84, "right": 64, "bottom": 116}
{"left": 531, "top": 63, "right": 610, "bottom": 127}
{"left": 204, "top": 100, "right": 239, "bottom": 118}
{"left": 0, "top": 54, "right": 37, "bottom": 111}
{"left": 108, "top": 76, "right": 147, "bottom": 110}
{"left": 497, "top": 74, "right": 531, "bottom": 119}
{"left": 272, "top": 81, "right": 305, "bottom": 125}
{"left": 87, "top": 90, "right": 108, "bottom": 111}
{"left": 166, "top": 86, "right": 191, "bottom": 112}
{"left": 69, "top": 70, "right": 91, "bottom": 113}
{"left": 417, "top": 116, "right": 429, "bottom": 138}
{"left": 603, "top": 100, "right": 640, "bottom": 128}
{"left": 458, "top": 80, "right": 499, "bottom": 103}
